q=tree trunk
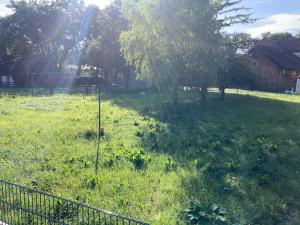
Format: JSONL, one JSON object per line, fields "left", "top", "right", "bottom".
{"left": 220, "top": 85, "right": 225, "bottom": 101}
{"left": 76, "top": 63, "right": 82, "bottom": 76}
{"left": 172, "top": 86, "right": 179, "bottom": 112}
{"left": 201, "top": 84, "right": 208, "bottom": 106}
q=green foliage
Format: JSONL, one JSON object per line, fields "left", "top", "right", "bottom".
{"left": 82, "top": 129, "right": 98, "bottom": 140}
{"left": 84, "top": 175, "right": 99, "bottom": 189}
{"left": 104, "top": 146, "right": 151, "bottom": 170}
{"left": 217, "top": 33, "right": 258, "bottom": 96}
{"left": 165, "top": 157, "right": 177, "bottom": 173}
{"left": 127, "top": 148, "right": 151, "bottom": 170}
{"left": 54, "top": 200, "right": 77, "bottom": 221}
{"left": 79, "top": 1, "right": 129, "bottom": 81}
{"left": 186, "top": 201, "right": 228, "bottom": 225}
{"left": 241, "top": 136, "right": 291, "bottom": 187}
{"left": 121, "top": 0, "right": 253, "bottom": 106}
{"left": 0, "top": 0, "right": 86, "bottom": 79}
{"left": 261, "top": 32, "right": 295, "bottom": 40}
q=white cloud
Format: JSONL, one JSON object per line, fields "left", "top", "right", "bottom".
{"left": 227, "top": 13, "right": 300, "bottom": 37}
{"left": 84, "top": 0, "right": 112, "bottom": 9}
{"left": 245, "top": 14, "right": 300, "bottom": 37}
{"left": 0, "top": 4, "right": 12, "bottom": 17}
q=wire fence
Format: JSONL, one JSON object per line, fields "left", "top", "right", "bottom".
{"left": 0, "top": 179, "right": 150, "bottom": 225}
{"left": 0, "top": 86, "right": 102, "bottom": 96}
{"left": 0, "top": 85, "right": 148, "bottom": 97}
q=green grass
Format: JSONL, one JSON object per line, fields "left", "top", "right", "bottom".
{"left": 0, "top": 90, "right": 300, "bottom": 224}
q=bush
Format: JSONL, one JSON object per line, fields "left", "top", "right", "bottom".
{"left": 127, "top": 148, "right": 151, "bottom": 170}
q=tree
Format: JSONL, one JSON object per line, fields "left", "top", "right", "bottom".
{"left": 121, "top": 0, "right": 253, "bottom": 109}
{"left": 79, "top": 0, "right": 128, "bottom": 85}
{"left": 261, "top": 32, "right": 295, "bottom": 40}
{"left": 121, "top": 0, "right": 191, "bottom": 110}
{"left": 217, "top": 32, "right": 257, "bottom": 100}
{"left": 0, "top": 0, "right": 86, "bottom": 85}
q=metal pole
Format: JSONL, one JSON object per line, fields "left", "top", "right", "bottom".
{"left": 96, "top": 87, "right": 102, "bottom": 174}
{"left": 98, "top": 88, "right": 101, "bottom": 137}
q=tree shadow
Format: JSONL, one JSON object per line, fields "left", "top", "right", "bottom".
{"left": 108, "top": 91, "right": 300, "bottom": 224}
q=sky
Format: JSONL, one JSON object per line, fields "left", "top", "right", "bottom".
{"left": 0, "top": 0, "right": 300, "bottom": 37}
{"left": 0, "top": 0, "right": 112, "bottom": 16}
{"left": 227, "top": 0, "right": 300, "bottom": 37}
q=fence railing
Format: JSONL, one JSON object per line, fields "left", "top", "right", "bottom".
{"left": 0, "top": 86, "right": 101, "bottom": 96}
{"left": 0, "top": 179, "right": 150, "bottom": 225}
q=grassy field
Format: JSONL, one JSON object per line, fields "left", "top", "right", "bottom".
{"left": 0, "top": 90, "right": 300, "bottom": 225}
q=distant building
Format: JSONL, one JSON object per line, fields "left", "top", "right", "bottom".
{"left": 249, "top": 39, "right": 300, "bottom": 90}
{"left": 0, "top": 56, "right": 15, "bottom": 87}
{"left": 0, "top": 76, "right": 15, "bottom": 87}
{"left": 296, "top": 76, "right": 300, "bottom": 94}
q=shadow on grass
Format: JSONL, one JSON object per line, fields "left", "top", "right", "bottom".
{"left": 108, "top": 90, "right": 300, "bottom": 224}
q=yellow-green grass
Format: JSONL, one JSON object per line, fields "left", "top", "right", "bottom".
{"left": 0, "top": 90, "right": 299, "bottom": 224}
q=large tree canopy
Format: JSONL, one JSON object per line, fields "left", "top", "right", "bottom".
{"left": 120, "top": 0, "right": 253, "bottom": 108}
{"left": 217, "top": 32, "right": 257, "bottom": 100}
{"left": 0, "top": 0, "right": 86, "bottom": 85}
{"left": 78, "top": 1, "right": 128, "bottom": 84}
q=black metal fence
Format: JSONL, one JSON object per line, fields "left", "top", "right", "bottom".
{"left": 0, "top": 86, "right": 101, "bottom": 96}
{"left": 0, "top": 179, "right": 150, "bottom": 225}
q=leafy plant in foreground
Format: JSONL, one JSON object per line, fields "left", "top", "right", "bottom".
{"left": 185, "top": 201, "right": 228, "bottom": 225}
{"left": 127, "top": 148, "right": 151, "bottom": 170}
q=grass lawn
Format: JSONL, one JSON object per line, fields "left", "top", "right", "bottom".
{"left": 0, "top": 90, "right": 300, "bottom": 224}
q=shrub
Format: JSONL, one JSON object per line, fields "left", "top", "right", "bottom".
{"left": 82, "top": 129, "right": 97, "bottom": 140}
{"left": 127, "top": 148, "right": 151, "bottom": 170}
{"left": 135, "top": 131, "right": 144, "bottom": 138}
{"left": 104, "top": 147, "right": 151, "bottom": 170}
{"left": 165, "top": 157, "right": 177, "bottom": 172}
{"left": 243, "top": 136, "right": 284, "bottom": 186}
{"left": 82, "top": 175, "right": 98, "bottom": 189}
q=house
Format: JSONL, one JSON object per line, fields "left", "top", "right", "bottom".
{"left": 248, "top": 39, "right": 300, "bottom": 90}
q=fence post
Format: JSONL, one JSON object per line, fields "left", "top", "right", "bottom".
{"left": 85, "top": 86, "right": 89, "bottom": 96}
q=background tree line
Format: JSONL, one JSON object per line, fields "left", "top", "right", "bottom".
{"left": 0, "top": 0, "right": 299, "bottom": 107}
{"left": 0, "top": 0, "right": 129, "bottom": 86}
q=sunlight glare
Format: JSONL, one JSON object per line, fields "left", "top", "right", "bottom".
{"left": 84, "top": 0, "right": 112, "bottom": 9}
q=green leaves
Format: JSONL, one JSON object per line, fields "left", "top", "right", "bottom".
{"left": 104, "top": 147, "right": 151, "bottom": 170}
{"left": 186, "top": 201, "right": 229, "bottom": 225}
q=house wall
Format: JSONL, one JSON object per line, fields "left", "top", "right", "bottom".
{"left": 249, "top": 56, "right": 299, "bottom": 90}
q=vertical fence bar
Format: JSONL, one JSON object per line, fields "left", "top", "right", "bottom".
{"left": 0, "top": 182, "right": 2, "bottom": 223}
{"left": 16, "top": 185, "right": 19, "bottom": 225}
